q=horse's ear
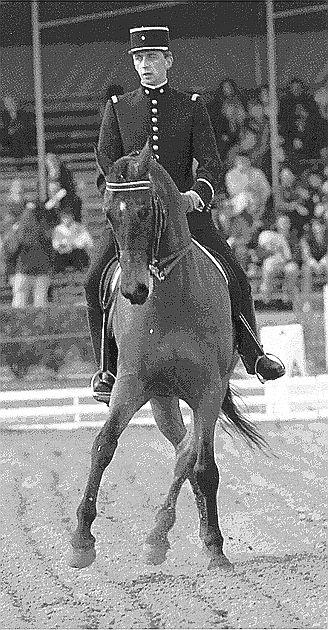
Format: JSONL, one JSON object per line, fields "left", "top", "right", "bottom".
{"left": 137, "top": 139, "right": 152, "bottom": 179}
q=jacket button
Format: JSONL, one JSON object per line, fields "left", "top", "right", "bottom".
{"left": 155, "top": 154, "right": 160, "bottom": 159}
{"left": 152, "top": 117, "right": 158, "bottom": 123}
{"left": 145, "top": 89, "right": 150, "bottom": 95}
{"left": 151, "top": 99, "right": 158, "bottom": 105}
{"left": 151, "top": 108, "right": 158, "bottom": 114}
{"left": 152, "top": 135, "right": 158, "bottom": 141}
{"left": 159, "top": 88, "right": 164, "bottom": 93}
{"left": 153, "top": 145, "right": 159, "bottom": 151}
{"left": 152, "top": 126, "right": 158, "bottom": 132}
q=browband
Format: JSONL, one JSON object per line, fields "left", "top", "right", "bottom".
{"left": 106, "top": 180, "right": 151, "bottom": 192}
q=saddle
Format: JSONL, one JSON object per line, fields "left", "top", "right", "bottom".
{"left": 99, "top": 243, "right": 242, "bottom": 322}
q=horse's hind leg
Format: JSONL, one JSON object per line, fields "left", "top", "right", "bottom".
{"left": 69, "top": 383, "right": 147, "bottom": 569}
{"left": 145, "top": 396, "right": 200, "bottom": 564}
{"left": 193, "top": 391, "right": 233, "bottom": 570}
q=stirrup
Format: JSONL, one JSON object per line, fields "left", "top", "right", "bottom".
{"left": 254, "top": 353, "right": 286, "bottom": 384}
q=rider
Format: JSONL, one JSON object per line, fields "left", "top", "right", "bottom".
{"left": 86, "top": 25, "right": 285, "bottom": 403}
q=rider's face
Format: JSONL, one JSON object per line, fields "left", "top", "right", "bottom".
{"left": 132, "top": 51, "right": 172, "bottom": 86}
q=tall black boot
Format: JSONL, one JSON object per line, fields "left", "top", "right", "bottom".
{"left": 86, "top": 306, "right": 117, "bottom": 403}
{"left": 236, "top": 295, "right": 285, "bottom": 382}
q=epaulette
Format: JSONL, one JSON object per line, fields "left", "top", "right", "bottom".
{"left": 191, "top": 93, "right": 200, "bottom": 101}
{"left": 111, "top": 95, "right": 118, "bottom": 104}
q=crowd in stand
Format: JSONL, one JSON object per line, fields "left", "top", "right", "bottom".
{"left": 0, "top": 153, "right": 93, "bottom": 308}
{"left": 208, "top": 77, "right": 328, "bottom": 308}
{"left": 0, "top": 76, "right": 327, "bottom": 310}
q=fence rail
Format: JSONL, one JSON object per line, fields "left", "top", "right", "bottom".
{"left": 1, "top": 375, "right": 327, "bottom": 431}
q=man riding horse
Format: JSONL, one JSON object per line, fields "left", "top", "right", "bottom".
{"left": 86, "top": 25, "right": 285, "bottom": 403}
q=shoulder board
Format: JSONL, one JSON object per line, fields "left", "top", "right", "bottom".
{"left": 111, "top": 95, "right": 118, "bottom": 104}
{"left": 191, "top": 93, "right": 200, "bottom": 101}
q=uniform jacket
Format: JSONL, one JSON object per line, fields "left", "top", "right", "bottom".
{"left": 97, "top": 84, "right": 222, "bottom": 207}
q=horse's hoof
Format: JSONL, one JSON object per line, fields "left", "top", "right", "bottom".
{"left": 143, "top": 541, "right": 169, "bottom": 565}
{"left": 207, "top": 554, "right": 234, "bottom": 571}
{"left": 68, "top": 546, "right": 96, "bottom": 569}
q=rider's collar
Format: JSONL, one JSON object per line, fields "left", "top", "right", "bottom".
{"left": 141, "top": 80, "right": 168, "bottom": 95}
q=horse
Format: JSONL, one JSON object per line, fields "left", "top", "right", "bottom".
{"left": 69, "top": 141, "right": 266, "bottom": 570}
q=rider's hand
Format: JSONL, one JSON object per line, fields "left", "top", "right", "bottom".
{"left": 181, "top": 190, "right": 204, "bottom": 212}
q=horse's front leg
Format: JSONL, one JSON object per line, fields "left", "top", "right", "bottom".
{"left": 145, "top": 396, "right": 197, "bottom": 564}
{"left": 193, "top": 388, "right": 233, "bottom": 570}
{"left": 69, "top": 380, "right": 148, "bottom": 569}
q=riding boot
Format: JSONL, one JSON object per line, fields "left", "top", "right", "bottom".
{"left": 236, "top": 292, "right": 285, "bottom": 381}
{"left": 86, "top": 306, "right": 117, "bottom": 403}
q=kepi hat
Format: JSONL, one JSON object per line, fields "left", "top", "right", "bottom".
{"left": 129, "top": 26, "right": 170, "bottom": 54}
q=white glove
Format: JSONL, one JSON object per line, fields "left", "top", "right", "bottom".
{"left": 181, "top": 190, "right": 204, "bottom": 212}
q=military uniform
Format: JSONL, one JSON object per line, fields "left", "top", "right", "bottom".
{"left": 86, "top": 26, "right": 285, "bottom": 401}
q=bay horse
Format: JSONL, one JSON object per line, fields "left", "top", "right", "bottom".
{"left": 70, "top": 142, "right": 265, "bottom": 570}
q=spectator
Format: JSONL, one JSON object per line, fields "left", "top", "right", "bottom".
{"left": 257, "top": 84, "right": 271, "bottom": 119}
{"left": 279, "top": 79, "right": 326, "bottom": 165}
{"left": 301, "top": 218, "right": 327, "bottom": 288}
{"left": 4, "top": 200, "right": 57, "bottom": 308}
{"left": 0, "top": 95, "right": 35, "bottom": 160}
{"left": 0, "top": 209, "right": 17, "bottom": 284}
{"left": 52, "top": 208, "right": 93, "bottom": 273}
{"left": 209, "top": 79, "right": 246, "bottom": 163}
{"left": 5, "top": 178, "right": 26, "bottom": 221}
{"left": 45, "top": 152, "right": 82, "bottom": 222}
{"left": 225, "top": 153, "right": 271, "bottom": 226}
{"left": 257, "top": 214, "right": 300, "bottom": 306}
{"left": 241, "top": 97, "right": 271, "bottom": 178}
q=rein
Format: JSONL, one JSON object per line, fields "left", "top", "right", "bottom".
{"left": 105, "top": 178, "right": 192, "bottom": 282}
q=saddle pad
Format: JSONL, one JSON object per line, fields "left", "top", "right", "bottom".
{"left": 192, "top": 239, "right": 241, "bottom": 318}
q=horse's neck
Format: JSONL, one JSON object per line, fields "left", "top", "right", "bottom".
{"left": 151, "top": 162, "right": 191, "bottom": 256}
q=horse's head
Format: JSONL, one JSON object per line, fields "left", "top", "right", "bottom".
{"left": 99, "top": 142, "right": 161, "bottom": 305}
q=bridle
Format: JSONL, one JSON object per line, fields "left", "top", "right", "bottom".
{"left": 105, "top": 178, "right": 192, "bottom": 282}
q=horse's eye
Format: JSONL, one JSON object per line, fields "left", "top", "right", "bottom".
{"left": 138, "top": 206, "right": 150, "bottom": 221}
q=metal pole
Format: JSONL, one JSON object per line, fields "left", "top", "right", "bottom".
{"left": 31, "top": 0, "right": 47, "bottom": 202}
{"left": 265, "top": 0, "right": 280, "bottom": 208}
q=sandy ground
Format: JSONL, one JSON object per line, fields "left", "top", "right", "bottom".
{"left": 0, "top": 419, "right": 327, "bottom": 629}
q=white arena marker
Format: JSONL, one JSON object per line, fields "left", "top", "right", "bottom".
{"left": 260, "top": 324, "right": 307, "bottom": 419}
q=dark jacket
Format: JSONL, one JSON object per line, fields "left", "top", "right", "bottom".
{"left": 97, "top": 84, "right": 222, "bottom": 207}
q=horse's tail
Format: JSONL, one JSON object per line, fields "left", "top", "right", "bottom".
{"left": 221, "top": 383, "right": 268, "bottom": 451}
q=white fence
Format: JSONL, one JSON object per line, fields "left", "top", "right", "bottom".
{"left": 0, "top": 375, "right": 327, "bottom": 431}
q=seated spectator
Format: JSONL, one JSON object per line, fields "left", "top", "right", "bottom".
{"left": 0, "top": 95, "right": 35, "bottom": 160}
{"left": 209, "top": 78, "right": 246, "bottom": 163}
{"left": 240, "top": 97, "right": 271, "bottom": 178}
{"left": 301, "top": 218, "right": 327, "bottom": 288}
{"left": 225, "top": 153, "right": 271, "bottom": 226}
{"left": 5, "top": 178, "right": 26, "bottom": 221}
{"left": 46, "top": 152, "right": 82, "bottom": 222}
{"left": 256, "top": 214, "right": 300, "bottom": 306}
{"left": 3, "top": 199, "right": 57, "bottom": 308}
{"left": 52, "top": 208, "right": 93, "bottom": 273}
{"left": 0, "top": 209, "right": 17, "bottom": 285}
{"left": 279, "top": 79, "right": 326, "bottom": 164}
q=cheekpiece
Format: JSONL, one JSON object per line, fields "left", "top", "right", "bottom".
{"left": 129, "top": 26, "right": 170, "bottom": 54}
{"left": 106, "top": 180, "right": 151, "bottom": 192}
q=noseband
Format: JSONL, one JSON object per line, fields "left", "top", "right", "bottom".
{"left": 105, "top": 178, "right": 192, "bottom": 282}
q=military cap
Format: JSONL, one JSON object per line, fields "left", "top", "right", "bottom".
{"left": 129, "top": 26, "right": 170, "bottom": 54}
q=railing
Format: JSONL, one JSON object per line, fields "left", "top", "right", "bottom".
{"left": 1, "top": 376, "right": 327, "bottom": 431}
